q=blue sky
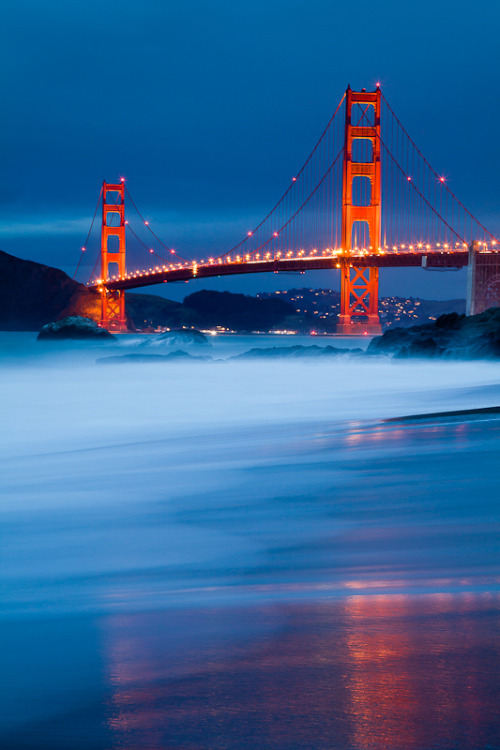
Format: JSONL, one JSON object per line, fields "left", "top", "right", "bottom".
{"left": 1, "top": 0, "right": 499, "bottom": 300}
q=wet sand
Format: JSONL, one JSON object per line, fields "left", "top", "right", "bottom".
{"left": 2, "top": 595, "right": 500, "bottom": 749}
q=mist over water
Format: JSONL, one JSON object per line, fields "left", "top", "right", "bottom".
{"left": 1, "top": 332, "right": 500, "bottom": 749}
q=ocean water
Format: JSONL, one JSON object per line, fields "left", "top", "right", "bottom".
{"left": 1, "top": 332, "right": 500, "bottom": 749}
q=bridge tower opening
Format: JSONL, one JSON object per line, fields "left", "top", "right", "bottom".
{"left": 100, "top": 181, "right": 127, "bottom": 331}
{"left": 337, "top": 86, "right": 382, "bottom": 335}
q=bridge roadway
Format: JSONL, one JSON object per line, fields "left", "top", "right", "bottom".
{"left": 94, "top": 251, "right": 469, "bottom": 292}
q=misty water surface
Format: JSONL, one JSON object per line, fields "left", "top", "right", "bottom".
{"left": 1, "top": 332, "right": 500, "bottom": 749}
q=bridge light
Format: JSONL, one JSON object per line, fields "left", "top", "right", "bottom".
{"left": 439, "top": 176, "right": 446, "bottom": 183}
{"left": 120, "top": 177, "right": 125, "bottom": 182}
{"left": 125, "top": 220, "right": 129, "bottom": 225}
{"left": 145, "top": 221, "right": 149, "bottom": 225}
{"left": 292, "top": 177, "right": 297, "bottom": 182}
{"left": 81, "top": 247, "right": 86, "bottom": 252}
{"left": 407, "top": 176, "right": 412, "bottom": 181}
{"left": 150, "top": 249, "right": 153, "bottom": 253}
{"left": 273, "top": 232, "right": 278, "bottom": 237}
{"left": 247, "top": 231, "right": 252, "bottom": 236}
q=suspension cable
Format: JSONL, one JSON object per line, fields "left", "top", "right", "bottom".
{"left": 381, "top": 92, "right": 497, "bottom": 241}
{"left": 74, "top": 187, "right": 102, "bottom": 280}
{"left": 214, "top": 93, "right": 347, "bottom": 260}
{"left": 124, "top": 186, "right": 189, "bottom": 263}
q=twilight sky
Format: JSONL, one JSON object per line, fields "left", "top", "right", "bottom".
{"left": 0, "top": 0, "right": 499, "bottom": 300}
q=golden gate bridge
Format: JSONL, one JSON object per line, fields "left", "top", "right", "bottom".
{"left": 74, "top": 85, "right": 500, "bottom": 333}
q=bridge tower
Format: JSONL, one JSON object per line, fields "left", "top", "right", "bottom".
{"left": 337, "top": 86, "right": 382, "bottom": 335}
{"left": 100, "top": 181, "right": 127, "bottom": 331}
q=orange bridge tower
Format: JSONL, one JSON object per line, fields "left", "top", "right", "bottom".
{"left": 337, "top": 86, "right": 382, "bottom": 335}
{"left": 100, "top": 181, "right": 127, "bottom": 331}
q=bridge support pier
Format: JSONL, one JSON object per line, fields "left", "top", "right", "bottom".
{"left": 466, "top": 241, "right": 500, "bottom": 316}
{"left": 337, "top": 262, "right": 382, "bottom": 335}
{"left": 100, "top": 181, "right": 128, "bottom": 332}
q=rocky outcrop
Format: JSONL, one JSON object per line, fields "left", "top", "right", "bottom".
{"left": 140, "top": 329, "right": 208, "bottom": 348}
{"left": 233, "top": 344, "right": 363, "bottom": 359}
{"left": 37, "top": 316, "right": 115, "bottom": 340}
{"left": 367, "top": 308, "right": 500, "bottom": 359}
{"left": 97, "top": 350, "right": 210, "bottom": 364}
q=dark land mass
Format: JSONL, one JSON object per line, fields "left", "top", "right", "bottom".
{"left": 0, "top": 249, "right": 468, "bottom": 333}
{"left": 181, "top": 290, "right": 296, "bottom": 331}
{"left": 0, "top": 250, "right": 298, "bottom": 332}
{"left": 0, "top": 249, "right": 101, "bottom": 330}
{"left": 367, "top": 308, "right": 500, "bottom": 359}
{"left": 386, "top": 405, "right": 500, "bottom": 422}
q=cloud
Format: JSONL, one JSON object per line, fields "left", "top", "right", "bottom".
{"left": 0, "top": 217, "right": 91, "bottom": 238}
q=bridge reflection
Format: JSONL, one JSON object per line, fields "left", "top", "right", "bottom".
{"left": 101, "top": 593, "right": 500, "bottom": 749}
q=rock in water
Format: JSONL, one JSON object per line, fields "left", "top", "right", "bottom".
{"left": 37, "top": 316, "right": 116, "bottom": 340}
{"left": 140, "top": 329, "right": 208, "bottom": 348}
{"left": 96, "top": 350, "right": 211, "bottom": 364}
{"left": 232, "top": 344, "right": 362, "bottom": 359}
{"left": 368, "top": 307, "right": 500, "bottom": 359}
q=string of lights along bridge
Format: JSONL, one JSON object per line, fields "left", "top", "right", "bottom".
{"left": 75, "top": 85, "right": 500, "bottom": 333}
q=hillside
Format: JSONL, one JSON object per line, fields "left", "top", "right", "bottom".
{"left": 257, "top": 288, "right": 465, "bottom": 330}
{"left": 0, "top": 249, "right": 181, "bottom": 331}
{"left": 0, "top": 249, "right": 100, "bottom": 330}
{"left": 0, "top": 250, "right": 297, "bottom": 332}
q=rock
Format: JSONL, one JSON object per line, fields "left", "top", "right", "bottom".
{"left": 140, "top": 329, "right": 208, "bottom": 348}
{"left": 434, "top": 312, "right": 465, "bottom": 330}
{"left": 37, "top": 316, "right": 116, "bottom": 340}
{"left": 394, "top": 336, "right": 440, "bottom": 359}
{"left": 368, "top": 307, "right": 500, "bottom": 359}
{"left": 233, "top": 344, "right": 362, "bottom": 359}
{"left": 97, "top": 350, "right": 211, "bottom": 364}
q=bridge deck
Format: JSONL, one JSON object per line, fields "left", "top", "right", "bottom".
{"left": 94, "top": 251, "right": 470, "bottom": 292}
